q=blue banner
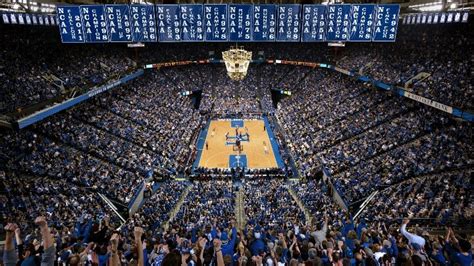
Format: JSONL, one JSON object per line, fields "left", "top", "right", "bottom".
{"left": 204, "top": 4, "right": 228, "bottom": 41}
{"left": 17, "top": 13, "right": 25, "bottom": 24}
{"left": 349, "top": 4, "right": 376, "bottom": 42}
{"left": 105, "top": 5, "right": 133, "bottom": 42}
{"left": 80, "top": 5, "right": 109, "bottom": 42}
{"left": 228, "top": 4, "right": 253, "bottom": 41}
{"left": 302, "top": 5, "right": 327, "bottom": 42}
{"left": 373, "top": 4, "right": 399, "bottom": 42}
{"left": 180, "top": 5, "right": 204, "bottom": 42}
{"left": 156, "top": 4, "right": 181, "bottom": 42}
{"left": 252, "top": 4, "right": 276, "bottom": 41}
{"left": 130, "top": 4, "right": 157, "bottom": 42}
{"left": 25, "top": 14, "right": 31, "bottom": 24}
{"left": 2, "top": 13, "right": 9, "bottom": 24}
{"left": 277, "top": 4, "right": 301, "bottom": 42}
{"left": 57, "top": 6, "right": 85, "bottom": 43}
{"left": 326, "top": 4, "right": 351, "bottom": 41}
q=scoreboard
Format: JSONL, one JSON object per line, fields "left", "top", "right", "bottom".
{"left": 56, "top": 3, "right": 400, "bottom": 43}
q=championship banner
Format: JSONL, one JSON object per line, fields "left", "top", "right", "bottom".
{"left": 462, "top": 12, "right": 469, "bottom": 22}
{"left": 57, "top": 6, "right": 85, "bottom": 43}
{"left": 6, "top": 13, "right": 61, "bottom": 26}
{"left": 18, "top": 13, "right": 25, "bottom": 24}
{"left": 228, "top": 4, "right": 253, "bottom": 41}
{"left": 427, "top": 13, "right": 433, "bottom": 24}
{"left": 105, "top": 5, "right": 133, "bottom": 42}
{"left": 180, "top": 5, "right": 204, "bottom": 42}
{"left": 10, "top": 13, "right": 17, "bottom": 24}
{"left": 326, "top": 4, "right": 351, "bottom": 41}
{"left": 156, "top": 4, "right": 181, "bottom": 42}
{"left": 204, "top": 4, "right": 228, "bottom": 41}
{"left": 80, "top": 5, "right": 109, "bottom": 42}
{"left": 447, "top": 12, "right": 453, "bottom": 23}
{"left": 373, "top": 4, "right": 400, "bottom": 42}
{"left": 252, "top": 4, "right": 277, "bottom": 41}
{"left": 276, "top": 4, "right": 302, "bottom": 42}
{"left": 302, "top": 5, "right": 327, "bottom": 42}
{"left": 130, "top": 4, "right": 157, "bottom": 42}
{"left": 2, "top": 13, "right": 9, "bottom": 24}
{"left": 440, "top": 13, "right": 446, "bottom": 23}
{"left": 49, "top": 15, "right": 56, "bottom": 25}
{"left": 349, "top": 4, "right": 376, "bottom": 42}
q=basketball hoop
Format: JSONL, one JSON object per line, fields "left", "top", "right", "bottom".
{"left": 222, "top": 46, "right": 252, "bottom": 81}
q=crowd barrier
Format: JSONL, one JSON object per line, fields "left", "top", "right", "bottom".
{"left": 128, "top": 181, "right": 145, "bottom": 216}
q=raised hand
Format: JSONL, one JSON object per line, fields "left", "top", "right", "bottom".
{"left": 110, "top": 233, "right": 120, "bottom": 243}
{"left": 213, "top": 239, "right": 222, "bottom": 250}
{"left": 4, "top": 223, "right": 18, "bottom": 233}
{"left": 198, "top": 237, "right": 208, "bottom": 249}
{"left": 133, "top": 227, "right": 144, "bottom": 240}
{"left": 34, "top": 216, "right": 48, "bottom": 228}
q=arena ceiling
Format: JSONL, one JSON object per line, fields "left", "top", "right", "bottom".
{"left": 2, "top": 0, "right": 473, "bottom": 13}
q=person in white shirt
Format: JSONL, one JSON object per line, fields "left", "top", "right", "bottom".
{"left": 400, "top": 218, "right": 426, "bottom": 248}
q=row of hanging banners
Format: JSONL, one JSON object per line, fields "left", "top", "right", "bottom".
{"left": 2, "top": 12, "right": 58, "bottom": 26}
{"left": 402, "top": 11, "right": 469, "bottom": 24}
{"left": 51, "top": 4, "right": 400, "bottom": 43}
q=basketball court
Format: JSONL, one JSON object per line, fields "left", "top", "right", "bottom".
{"left": 193, "top": 119, "right": 284, "bottom": 169}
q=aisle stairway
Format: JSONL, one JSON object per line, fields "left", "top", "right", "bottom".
{"left": 286, "top": 182, "right": 312, "bottom": 225}
{"left": 163, "top": 183, "right": 192, "bottom": 230}
{"left": 235, "top": 185, "right": 246, "bottom": 230}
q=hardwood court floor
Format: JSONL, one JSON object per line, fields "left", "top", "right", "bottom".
{"left": 198, "top": 120, "right": 278, "bottom": 169}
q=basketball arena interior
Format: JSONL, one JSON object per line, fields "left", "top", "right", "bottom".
{"left": 0, "top": 0, "right": 473, "bottom": 265}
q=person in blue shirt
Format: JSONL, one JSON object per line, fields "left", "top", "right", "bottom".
{"left": 445, "top": 228, "right": 472, "bottom": 266}
{"left": 249, "top": 227, "right": 266, "bottom": 257}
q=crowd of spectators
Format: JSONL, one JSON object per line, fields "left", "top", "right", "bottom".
{"left": 1, "top": 21, "right": 473, "bottom": 265}
{"left": 290, "top": 179, "right": 349, "bottom": 228}
{"left": 337, "top": 23, "right": 474, "bottom": 110}
{"left": 359, "top": 170, "right": 474, "bottom": 227}
{"left": 171, "top": 181, "right": 235, "bottom": 229}
{"left": 0, "top": 25, "right": 134, "bottom": 114}
{"left": 128, "top": 180, "right": 190, "bottom": 234}
{"left": 243, "top": 179, "right": 306, "bottom": 228}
